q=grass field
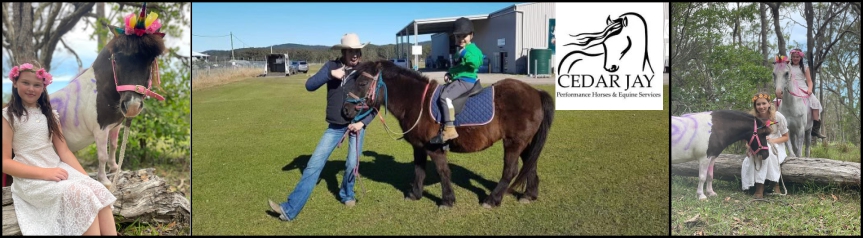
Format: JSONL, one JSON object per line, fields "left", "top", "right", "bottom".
{"left": 671, "top": 143, "right": 861, "bottom": 236}
{"left": 191, "top": 69, "right": 670, "bottom": 235}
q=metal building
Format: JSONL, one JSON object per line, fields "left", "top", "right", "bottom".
{"left": 396, "top": 2, "right": 556, "bottom": 74}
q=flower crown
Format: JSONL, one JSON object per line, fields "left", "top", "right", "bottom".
{"left": 113, "top": 3, "right": 165, "bottom": 38}
{"left": 790, "top": 49, "right": 805, "bottom": 58}
{"left": 8, "top": 63, "right": 53, "bottom": 86}
{"left": 752, "top": 93, "right": 771, "bottom": 102}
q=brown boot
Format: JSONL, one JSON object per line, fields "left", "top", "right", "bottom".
{"left": 754, "top": 183, "right": 764, "bottom": 199}
{"left": 811, "top": 120, "right": 827, "bottom": 139}
{"left": 442, "top": 125, "right": 459, "bottom": 141}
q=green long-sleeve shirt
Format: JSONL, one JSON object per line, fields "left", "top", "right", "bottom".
{"left": 448, "top": 43, "right": 483, "bottom": 83}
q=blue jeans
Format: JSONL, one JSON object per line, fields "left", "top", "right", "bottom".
{"left": 279, "top": 123, "right": 365, "bottom": 220}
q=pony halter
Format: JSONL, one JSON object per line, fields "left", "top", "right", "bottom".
{"left": 748, "top": 119, "right": 770, "bottom": 156}
{"left": 111, "top": 54, "right": 165, "bottom": 101}
{"left": 346, "top": 71, "right": 385, "bottom": 123}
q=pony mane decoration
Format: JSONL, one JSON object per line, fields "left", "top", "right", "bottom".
{"left": 774, "top": 54, "right": 789, "bottom": 64}
{"left": 115, "top": 3, "right": 165, "bottom": 37}
{"left": 8, "top": 63, "right": 53, "bottom": 86}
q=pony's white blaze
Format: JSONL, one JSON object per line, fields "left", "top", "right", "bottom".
{"left": 48, "top": 67, "right": 121, "bottom": 187}
{"left": 671, "top": 112, "right": 712, "bottom": 164}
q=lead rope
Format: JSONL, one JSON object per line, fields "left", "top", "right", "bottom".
{"left": 110, "top": 118, "right": 132, "bottom": 192}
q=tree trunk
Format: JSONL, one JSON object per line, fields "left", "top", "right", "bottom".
{"left": 767, "top": 2, "right": 785, "bottom": 57}
{"left": 2, "top": 168, "right": 190, "bottom": 236}
{"left": 96, "top": 2, "right": 105, "bottom": 52}
{"left": 10, "top": 2, "right": 36, "bottom": 66}
{"left": 759, "top": 3, "right": 769, "bottom": 66}
{"left": 671, "top": 154, "right": 861, "bottom": 188}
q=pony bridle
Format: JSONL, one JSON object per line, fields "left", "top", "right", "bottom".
{"left": 748, "top": 119, "right": 770, "bottom": 157}
{"left": 346, "top": 71, "right": 383, "bottom": 122}
{"left": 111, "top": 53, "right": 165, "bottom": 101}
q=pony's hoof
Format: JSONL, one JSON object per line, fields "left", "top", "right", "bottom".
{"left": 707, "top": 192, "right": 717, "bottom": 197}
{"left": 438, "top": 204, "right": 452, "bottom": 210}
{"left": 698, "top": 196, "right": 708, "bottom": 201}
{"left": 481, "top": 203, "right": 494, "bottom": 209}
{"left": 518, "top": 198, "right": 531, "bottom": 204}
{"left": 102, "top": 182, "right": 114, "bottom": 191}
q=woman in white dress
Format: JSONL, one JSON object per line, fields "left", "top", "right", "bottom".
{"left": 2, "top": 63, "right": 117, "bottom": 235}
{"left": 741, "top": 92, "right": 790, "bottom": 198}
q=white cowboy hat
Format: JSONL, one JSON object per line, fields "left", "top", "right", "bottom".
{"left": 331, "top": 33, "right": 370, "bottom": 50}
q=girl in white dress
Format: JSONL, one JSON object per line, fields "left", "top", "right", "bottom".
{"left": 741, "top": 92, "right": 790, "bottom": 198}
{"left": 2, "top": 63, "right": 117, "bottom": 235}
{"left": 786, "top": 48, "right": 826, "bottom": 139}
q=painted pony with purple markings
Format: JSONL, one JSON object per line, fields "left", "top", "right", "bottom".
{"left": 48, "top": 19, "right": 166, "bottom": 189}
{"left": 671, "top": 110, "right": 772, "bottom": 200}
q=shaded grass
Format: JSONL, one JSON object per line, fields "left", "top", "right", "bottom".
{"left": 191, "top": 73, "right": 670, "bottom": 235}
{"left": 671, "top": 176, "right": 861, "bottom": 235}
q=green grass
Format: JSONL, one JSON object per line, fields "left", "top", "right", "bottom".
{"left": 191, "top": 73, "right": 670, "bottom": 235}
{"left": 671, "top": 141, "right": 862, "bottom": 235}
{"left": 671, "top": 176, "right": 861, "bottom": 235}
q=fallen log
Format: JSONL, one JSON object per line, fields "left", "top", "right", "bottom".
{"left": 2, "top": 168, "right": 190, "bottom": 236}
{"left": 671, "top": 154, "right": 861, "bottom": 188}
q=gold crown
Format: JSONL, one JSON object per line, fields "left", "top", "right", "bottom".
{"left": 752, "top": 93, "right": 771, "bottom": 102}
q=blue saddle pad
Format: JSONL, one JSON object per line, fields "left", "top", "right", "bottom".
{"left": 429, "top": 85, "right": 495, "bottom": 127}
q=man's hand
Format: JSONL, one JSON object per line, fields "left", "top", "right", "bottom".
{"left": 331, "top": 65, "right": 346, "bottom": 80}
{"left": 348, "top": 122, "right": 364, "bottom": 133}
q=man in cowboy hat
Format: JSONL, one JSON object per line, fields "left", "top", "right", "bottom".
{"left": 436, "top": 17, "right": 484, "bottom": 143}
{"left": 268, "top": 33, "right": 376, "bottom": 221}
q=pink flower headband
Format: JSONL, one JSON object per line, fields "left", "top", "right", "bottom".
{"left": 790, "top": 49, "right": 805, "bottom": 58}
{"left": 8, "top": 63, "right": 53, "bottom": 86}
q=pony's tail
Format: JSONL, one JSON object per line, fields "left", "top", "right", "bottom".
{"left": 509, "top": 89, "right": 555, "bottom": 194}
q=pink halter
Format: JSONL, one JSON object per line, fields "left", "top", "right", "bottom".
{"left": 111, "top": 54, "right": 165, "bottom": 101}
{"left": 748, "top": 119, "right": 770, "bottom": 156}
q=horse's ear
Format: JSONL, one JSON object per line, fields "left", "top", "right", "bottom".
{"left": 607, "top": 16, "right": 612, "bottom": 25}
{"left": 104, "top": 23, "right": 123, "bottom": 39}
{"left": 375, "top": 62, "right": 383, "bottom": 72}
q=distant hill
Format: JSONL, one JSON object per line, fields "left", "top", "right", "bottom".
{"left": 202, "top": 41, "right": 433, "bottom": 63}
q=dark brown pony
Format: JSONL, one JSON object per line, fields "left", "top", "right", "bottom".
{"left": 343, "top": 60, "right": 555, "bottom": 208}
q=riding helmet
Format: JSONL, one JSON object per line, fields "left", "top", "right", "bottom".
{"left": 453, "top": 17, "right": 474, "bottom": 35}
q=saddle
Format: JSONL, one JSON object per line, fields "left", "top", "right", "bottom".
{"left": 450, "top": 80, "right": 485, "bottom": 115}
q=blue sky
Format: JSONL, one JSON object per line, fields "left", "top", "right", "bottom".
{"left": 192, "top": 2, "right": 520, "bottom": 52}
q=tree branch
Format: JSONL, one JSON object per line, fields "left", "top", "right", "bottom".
{"left": 35, "top": 2, "right": 63, "bottom": 51}
{"left": 2, "top": 2, "right": 13, "bottom": 42}
{"left": 814, "top": 2, "right": 850, "bottom": 41}
{"left": 59, "top": 37, "right": 83, "bottom": 71}
{"left": 39, "top": 2, "right": 95, "bottom": 71}
{"left": 824, "top": 87, "right": 862, "bottom": 122}
{"left": 115, "top": 2, "right": 165, "bottom": 14}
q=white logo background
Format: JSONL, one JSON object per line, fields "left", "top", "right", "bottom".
{"left": 555, "top": 3, "right": 665, "bottom": 110}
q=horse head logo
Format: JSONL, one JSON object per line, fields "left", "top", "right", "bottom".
{"left": 558, "top": 13, "right": 653, "bottom": 75}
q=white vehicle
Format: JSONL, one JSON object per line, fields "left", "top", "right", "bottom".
{"left": 266, "top": 54, "right": 293, "bottom": 76}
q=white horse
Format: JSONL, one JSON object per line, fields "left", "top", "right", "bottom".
{"left": 672, "top": 110, "right": 772, "bottom": 200}
{"left": 772, "top": 56, "right": 812, "bottom": 157}
{"left": 558, "top": 13, "right": 654, "bottom": 74}
{"left": 48, "top": 11, "right": 167, "bottom": 189}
